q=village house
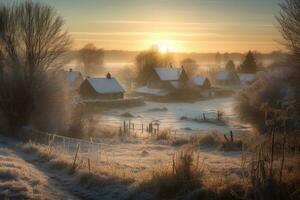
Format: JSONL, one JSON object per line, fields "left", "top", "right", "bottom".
{"left": 188, "top": 75, "right": 214, "bottom": 97}
{"left": 64, "top": 68, "right": 83, "bottom": 91}
{"left": 238, "top": 73, "right": 257, "bottom": 85}
{"left": 189, "top": 76, "right": 211, "bottom": 89}
{"left": 135, "top": 67, "right": 189, "bottom": 97}
{"left": 147, "top": 67, "right": 189, "bottom": 90}
{"left": 79, "top": 73, "right": 125, "bottom": 100}
{"left": 215, "top": 70, "right": 240, "bottom": 86}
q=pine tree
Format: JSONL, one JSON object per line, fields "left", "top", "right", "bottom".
{"left": 240, "top": 51, "right": 257, "bottom": 73}
{"left": 225, "top": 60, "right": 235, "bottom": 71}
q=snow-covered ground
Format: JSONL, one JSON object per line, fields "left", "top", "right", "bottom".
{"left": 0, "top": 136, "right": 80, "bottom": 200}
{"left": 97, "top": 97, "right": 251, "bottom": 134}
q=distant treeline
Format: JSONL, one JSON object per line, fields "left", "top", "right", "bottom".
{"left": 68, "top": 50, "right": 288, "bottom": 65}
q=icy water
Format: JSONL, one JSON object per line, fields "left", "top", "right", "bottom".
{"left": 97, "top": 97, "right": 251, "bottom": 134}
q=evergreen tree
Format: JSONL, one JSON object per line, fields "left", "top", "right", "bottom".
{"left": 225, "top": 60, "right": 235, "bottom": 71}
{"left": 240, "top": 51, "right": 257, "bottom": 73}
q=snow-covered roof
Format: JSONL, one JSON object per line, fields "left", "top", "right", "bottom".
{"left": 86, "top": 77, "right": 124, "bottom": 94}
{"left": 216, "top": 70, "right": 231, "bottom": 81}
{"left": 189, "top": 76, "right": 208, "bottom": 86}
{"left": 238, "top": 73, "right": 256, "bottom": 82}
{"left": 154, "top": 67, "right": 183, "bottom": 81}
{"left": 135, "top": 86, "right": 170, "bottom": 96}
{"left": 65, "top": 70, "right": 82, "bottom": 82}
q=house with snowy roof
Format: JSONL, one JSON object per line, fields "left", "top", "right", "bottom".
{"left": 147, "top": 67, "right": 189, "bottom": 90}
{"left": 189, "top": 76, "right": 211, "bottom": 89}
{"left": 215, "top": 70, "right": 240, "bottom": 86}
{"left": 238, "top": 73, "right": 256, "bottom": 85}
{"left": 79, "top": 73, "right": 125, "bottom": 100}
{"left": 64, "top": 69, "right": 83, "bottom": 91}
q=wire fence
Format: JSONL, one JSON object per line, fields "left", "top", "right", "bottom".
{"left": 30, "top": 129, "right": 169, "bottom": 173}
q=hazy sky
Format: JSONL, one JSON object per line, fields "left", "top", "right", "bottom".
{"left": 3, "top": 0, "right": 283, "bottom": 53}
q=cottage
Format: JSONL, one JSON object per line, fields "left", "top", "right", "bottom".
{"left": 147, "top": 67, "right": 189, "bottom": 90}
{"left": 64, "top": 69, "right": 83, "bottom": 91}
{"left": 238, "top": 73, "right": 256, "bottom": 85}
{"left": 215, "top": 70, "right": 240, "bottom": 86}
{"left": 189, "top": 76, "right": 211, "bottom": 89}
{"left": 79, "top": 73, "right": 125, "bottom": 100}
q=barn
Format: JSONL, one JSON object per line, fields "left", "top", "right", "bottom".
{"left": 79, "top": 74, "right": 125, "bottom": 100}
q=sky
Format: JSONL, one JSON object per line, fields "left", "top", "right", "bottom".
{"left": 3, "top": 0, "right": 283, "bottom": 53}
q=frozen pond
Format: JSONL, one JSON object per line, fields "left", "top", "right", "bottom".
{"left": 97, "top": 97, "right": 251, "bottom": 134}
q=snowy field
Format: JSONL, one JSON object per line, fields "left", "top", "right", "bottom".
{"left": 97, "top": 97, "right": 251, "bottom": 134}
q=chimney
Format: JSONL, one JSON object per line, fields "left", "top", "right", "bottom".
{"left": 69, "top": 68, "right": 72, "bottom": 72}
{"left": 106, "top": 72, "right": 111, "bottom": 79}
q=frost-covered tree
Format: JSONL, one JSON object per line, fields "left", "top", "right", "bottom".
{"left": 0, "top": 1, "right": 71, "bottom": 133}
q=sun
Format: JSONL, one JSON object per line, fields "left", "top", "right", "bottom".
{"left": 151, "top": 40, "right": 173, "bottom": 53}
{"left": 158, "top": 44, "right": 169, "bottom": 53}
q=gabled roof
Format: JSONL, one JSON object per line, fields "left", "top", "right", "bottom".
{"left": 238, "top": 73, "right": 256, "bottom": 82}
{"left": 216, "top": 70, "right": 239, "bottom": 81}
{"left": 65, "top": 70, "right": 82, "bottom": 82}
{"left": 86, "top": 77, "right": 124, "bottom": 94}
{"left": 154, "top": 67, "right": 183, "bottom": 81}
{"left": 216, "top": 70, "right": 231, "bottom": 81}
{"left": 189, "top": 76, "right": 209, "bottom": 86}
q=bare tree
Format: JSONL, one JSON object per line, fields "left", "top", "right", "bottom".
{"left": 277, "top": 0, "right": 300, "bottom": 65}
{"left": 0, "top": 1, "right": 71, "bottom": 132}
{"left": 78, "top": 43, "right": 104, "bottom": 76}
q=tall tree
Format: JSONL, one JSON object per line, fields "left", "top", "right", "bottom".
{"left": 225, "top": 60, "right": 235, "bottom": 71}
{"left": 79, "top": 43, "right": 104, "bottom": 76}
{"left": 240, "top": 51, "right": 257, "bottom": 73}
{"left": 277, "top": 0, "right": 300, "bottom": 66}
{"left": 0, "top": 1, "right": 71, "bottom": 131}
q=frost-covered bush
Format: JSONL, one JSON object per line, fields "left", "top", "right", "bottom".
{"left": 235, "top": 69, "right": 297, "bottom": 133}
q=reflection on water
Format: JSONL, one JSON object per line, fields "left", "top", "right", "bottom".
{"left": 97, "top": 97, "right": 251, "bottom": 134}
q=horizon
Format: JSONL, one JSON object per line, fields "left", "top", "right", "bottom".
{"left": 1, "top": 0, "right": 283, "bottom": 53}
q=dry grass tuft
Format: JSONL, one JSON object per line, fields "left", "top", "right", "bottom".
{"left": 155, "top": 129, "right": 171, "bottom": 141}
{"left": 138, "top": 148, "right": 204, "bottom": 199}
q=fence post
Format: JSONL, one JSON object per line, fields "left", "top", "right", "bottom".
{"left": 142, "top": 123, "right": 144, "bottom": 133}
{"left": 230, "top": 131, "right": 234, "bottom": 142}
{"left": 123, "top": 121, "right": 126, "bottom": 134}
{"left": 172, "top": 153, "right": 176, "bottom": 175}
{"left": 72, "top": 144, "right": 80, "bottom": 171}
{"left": 88, "top": 158, "right": 91, "bottom": 172}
